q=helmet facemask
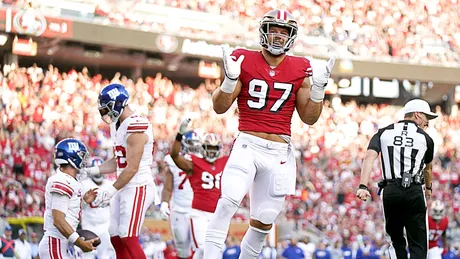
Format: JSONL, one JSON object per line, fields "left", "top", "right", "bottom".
{"left": 430, "top": 201, "right": 446, "bottom": 220}
{"left": 201, "top": 144, "right": 221, "bottom": 163}
{"left": 99, "top": 100, "right": 127, "bottom": 124}
{"left": 182, "top": 138, "right": 202, "bottom": 156}
{"left": 259, "top": 18, "right": 298, "bottom": 56}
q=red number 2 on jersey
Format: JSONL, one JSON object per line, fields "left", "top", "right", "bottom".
{"left": 178, "top": 172, "right": 188, "bottom": 190}
{"left": 114, "top": 146, "right": 127, "bottom": 169}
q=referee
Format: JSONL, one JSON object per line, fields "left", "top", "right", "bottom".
{"left": 356, "top": 99, "right": 437, "bottom": 259}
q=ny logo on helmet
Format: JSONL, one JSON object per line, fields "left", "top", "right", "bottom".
{"left": 68, "top": 142, "right": 80, "bottom": 151}
{"left": 107, "top": 88, "right": 121, "bottom": 99}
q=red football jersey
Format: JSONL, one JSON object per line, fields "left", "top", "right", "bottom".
{"left": 231, "top": 48, "right": 311, "bottom": 136}
{"left": 428, "top": 215, "right": 448, "bottom": 248}
{"left": 189, "top": 155, "right": 229, "bottom": 213}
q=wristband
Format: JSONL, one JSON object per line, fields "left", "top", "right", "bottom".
{"left": 68, "top": 232, "right": 80, "bottom": 244}
{"left": 310, "top": 84, "right": 326, "bottom": 103}
{"left": 220, "top": 77, "right": 237, "bottom": 94}
{"left": 359, "top": 184, "right": 369, "bottom": 191}
{"left": 175, "top": 133, "right": 183, "bottom": 142}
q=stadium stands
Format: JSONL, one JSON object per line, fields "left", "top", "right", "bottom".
{"left": 1, "top": 64, "right": 459, "bottom": 252}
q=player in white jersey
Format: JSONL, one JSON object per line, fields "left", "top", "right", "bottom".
{"left": 160, "top": 130, "right": 201, "bottom": 259}
{"left": 82, "top": 83, "right": 160, "bottom": 259}
{"left": 38, "top": 138, "right": 98, "bottom": 259}
{"left": 80, "top": 157, "right": 115, "bottom": 259}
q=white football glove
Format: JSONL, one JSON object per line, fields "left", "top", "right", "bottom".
{"left": 310, "top": 56, "right": 336, "bottom": 103}
{"left": 220, "top": 45, "right": 245, "bottom": 93}
{"left": 179, "top": 118, "right": 191, "bottom": 135}
{"left": 159, "top": 202, "right": 170, "bottom": 220}
{"left": 92, "top": 185, "right": 117, "bottom": 208}
{"left": 222, "top": 45, "right": 244, "bottom": 80}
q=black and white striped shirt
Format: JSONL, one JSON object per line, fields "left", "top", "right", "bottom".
{"left": 368, "top": 120, "right": 435, "bottom": 180}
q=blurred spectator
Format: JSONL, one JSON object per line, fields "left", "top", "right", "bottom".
{"left": 313, "top": 240, "right": 331, "bottom": 259}
{"left": 341, "top": 239, "right": 353, "bottom": 259}
{"left": 30, "top": 232, "right": 39, "bottom": 259}
{"left": 14, "top": 229, "right": 31, "bottom": 259}
{"left": 143, "top": 233, "right": 167, "bottom": 259}
{"left": 0, "top": 225, "right": 16, "bottom": 259}
{"left": 163, "top": 240, "right": 178, "bottom": 259}
{"left": 297, "top": 237, "right": 315, "bottom": 259}
{"left": 356, "top": 236, "right": 379, "bottom": 259}
{"left": 282, "top": 238, "right": 305, "bottom": 259}
{"left": 223, "top": 237, "right": 241, "bottom": 259}
{"left": 258, "top": 240, "right": 277, "bottom": 259}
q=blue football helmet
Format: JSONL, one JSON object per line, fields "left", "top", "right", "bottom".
{"left": 98, "top": 83, "right": 130, "bottom": 124}
{"left": 90, "top": 156, "right": 104, "bottom": 183}
{"left": 54, "top": 138, "right": 89, "bottom": 170}
{"left": 181, "top": 131, "right": 202, "bottom": 155}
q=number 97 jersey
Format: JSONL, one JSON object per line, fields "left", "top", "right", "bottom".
{"left": 232, "top": 48, "right": 312, "bottom": 136}
{"left": 188, "top": 155, "right": 229, "bottom": 213}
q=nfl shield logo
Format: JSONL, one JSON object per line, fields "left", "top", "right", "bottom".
{"left": 269, "top": 70, "right": 275, "bottom": 77}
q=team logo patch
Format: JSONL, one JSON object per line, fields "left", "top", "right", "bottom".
{"left": 155, "top": 34, "right": 179, "bottom": 53}
{"left": 13, "top": 9, "right": 47, "bottom": 36}
{"left": 269, "top": 70, "right": 275, "bottom": 77}
{"left": 107, "top": 88, "right": 120, "bottom": 99}
{"left": 67, "top": 142, "right": 80, "bottom": 151}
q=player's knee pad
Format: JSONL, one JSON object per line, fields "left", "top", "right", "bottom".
{"left": 251, "top": 201, "right": 284, "bottom": 225}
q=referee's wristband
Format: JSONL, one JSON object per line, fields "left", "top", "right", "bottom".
{"left": 175, "top": 133, "right": 183, "bottom": 142}
{"left": 359, "top": 184, "right": 369, "bottom": 191}
{"left": 68, "top": 232, "right": 80, "bottom": 244}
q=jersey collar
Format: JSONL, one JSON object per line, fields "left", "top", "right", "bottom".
{"left": 398, "top": 119, "right": 417, "bottom": 125}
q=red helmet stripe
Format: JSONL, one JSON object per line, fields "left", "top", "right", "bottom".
{"left": 277, "top": 10, "right": 281, "bottom": 19}
{"left": 283, "top": 10, "right": 287, "bottom": 20}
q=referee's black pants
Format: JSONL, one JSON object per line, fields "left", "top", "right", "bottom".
{"left": 382, "top": 182, "right": 427, "bottom": 259}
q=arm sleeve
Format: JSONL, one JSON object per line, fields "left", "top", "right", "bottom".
{"left": 51, "top": 192, "right": 70, "bottom": 213}
{"left": 424, "top": 135, "right": 435, "bottom": 164}
{"left": 50, "top": 181, "right": 74, "bottom": 198}
{"left": 367, "top": 129, "right": 383, "bottom": 153}
{"left": 304, "top": 58, "right": 312, "bottom": 77}
{"left": 126, "top": 116, "right": 150, "bottom": 134}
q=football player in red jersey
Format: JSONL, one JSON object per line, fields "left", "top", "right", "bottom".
{"left": 204, "top": 9, "right": 335, "bottom": 259}
{"left": 428, "top": 200, "right": 449, "bottom": 259}
{"left": 171, "top": 119, "right": 230, "bottom": 259}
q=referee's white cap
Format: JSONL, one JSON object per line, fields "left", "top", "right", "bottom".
{"left": 403, "top": 99, "right": 438, "bottom": 120}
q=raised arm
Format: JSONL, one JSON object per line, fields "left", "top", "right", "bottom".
{"left": 213, "top": 46, "right": 245, "bottom": 114}
{"left": 295, "top": 78, "right": 323, "bottom": 125}
{"left": 295, "top": 56, "right": 335, "bottom": 124}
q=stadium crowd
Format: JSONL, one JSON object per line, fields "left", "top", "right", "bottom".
{"left": 1, "top": 63, "right": 460, "bottom": 257}
{"left": 3, "top": 0, "right": 459, "bottom": 65}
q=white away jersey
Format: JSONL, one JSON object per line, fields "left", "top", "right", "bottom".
{"left": 43, "top": 171, "right": 82, "bottom": 239}
{"left": 164, "top": 154, "right": 193, "bottom": 212}
{"left": 80, "top": 178, "right": 113, "bottom": 227}
{"left": 111, "top": 114, "right": 154, "bottom": 188}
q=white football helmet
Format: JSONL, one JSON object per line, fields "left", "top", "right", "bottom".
{"left": 259, "top": 9, "right": 298, "bottom": 56}
{"left": 201, "top": 133, "right": 222, "bottom": 163}
{"left": 430, "top": 200, "right": 446, "bottom": 220}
